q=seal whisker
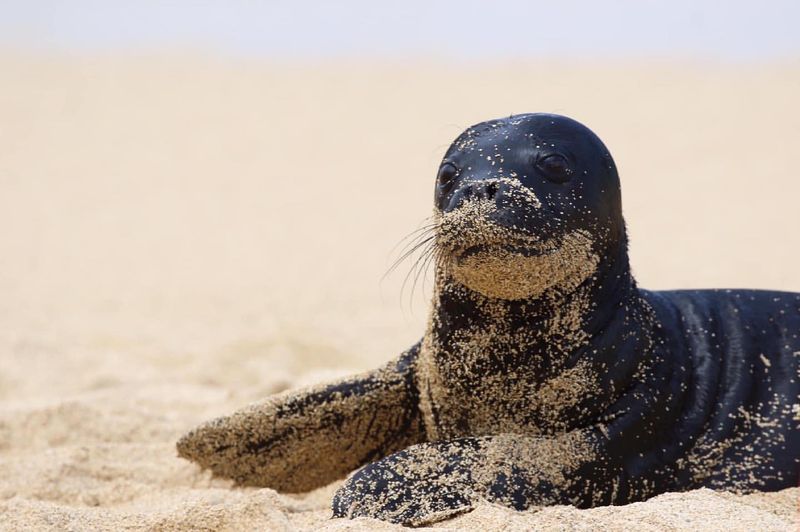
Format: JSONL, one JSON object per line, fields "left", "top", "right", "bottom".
{"left": 395, "top": 228, "right": 437, "bottom": 258}
{"left": 387, "top": 218, "right": 437, "bottom": 253}
{"left": 387, "top": 222, "right": 437, "bottom": 258}
{"left": 416, "top": 243, "right": 444, "bottom": 301}
{"left": 383, "top": 216, "right": 441, "bottom": 284}
{"left": 408, "top": 243, "right": 438, "bottom": 305}
{"left": 400, "top": 241, "right": 437, "bottom": 308}
{"left": 385, "top": 234, "right": 437, "bottom": 281}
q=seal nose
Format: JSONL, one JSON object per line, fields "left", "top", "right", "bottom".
{"left": 445, "top": 180, "right": 501, "bottom": 212}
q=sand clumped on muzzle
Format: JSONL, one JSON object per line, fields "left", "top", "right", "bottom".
{"left": 450, "top": 235, "right": 598, "bottom": 300}
{"left": 437, "top": 196, "right": 599, "bottom": 301}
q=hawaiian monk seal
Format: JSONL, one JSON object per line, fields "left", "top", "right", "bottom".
{"left": 177, "top": 113, "right": 800, "bottom": 525}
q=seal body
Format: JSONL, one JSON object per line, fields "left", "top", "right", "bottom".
{"left": 644, "top": 289, "right": 799, "bottom": 492}
{"left": 177, "top": 114, "right": 799, "bottom": 525}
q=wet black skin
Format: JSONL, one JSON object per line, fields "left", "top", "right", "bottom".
{"left": 177, "top": 114, "right": 799, "bottom": 525}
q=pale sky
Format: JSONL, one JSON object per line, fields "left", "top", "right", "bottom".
{"left": 1, "top": 0, "right": 799, "bottom": 60}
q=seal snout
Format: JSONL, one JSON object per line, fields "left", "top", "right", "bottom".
{"left": 443, "top": 177, "right": 540, "bottom": 215}
{"left": 435, "top": 175, "right": 547, "bottom": 262}
{"left": 443, "top": 179, "right": 500, "bottom": 213}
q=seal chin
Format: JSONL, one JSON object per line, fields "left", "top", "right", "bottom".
{"left": 447, "top": 231, "right": 600, "bottom": 301}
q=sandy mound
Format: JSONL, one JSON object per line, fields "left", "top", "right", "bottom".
{"left": 0, "top": 55, "right": 798, "bottom": 530}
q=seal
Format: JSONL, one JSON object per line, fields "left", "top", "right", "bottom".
{"left": 176, "top": 113, "right": 800, "bottom": 525}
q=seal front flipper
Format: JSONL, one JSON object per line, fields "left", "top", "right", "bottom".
{"left": 332, "top": 429, "right": 617, "bottom": 526}
{"left": 176, "top": 343, "right": 424, "bottom": 492}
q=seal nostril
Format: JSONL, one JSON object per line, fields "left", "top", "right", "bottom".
{"left": 485, "top": 182, "right": 498, "bottom": 199}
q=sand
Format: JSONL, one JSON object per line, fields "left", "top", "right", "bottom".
{"left": 0, "top": 54, "right": 798, "bottom": 530}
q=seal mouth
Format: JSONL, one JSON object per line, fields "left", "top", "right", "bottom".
{"left": 457, "top": 242, "right": 549, "bottom": 261}
{"left": 446, "top": 230, "right": 600, "bottom": 300}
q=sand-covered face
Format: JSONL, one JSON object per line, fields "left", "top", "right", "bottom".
{"left": 436, "top": 197, "right": 599, "bottom": 300}
{"left": 432, "top": 113, "right": 624, "bottom": 300}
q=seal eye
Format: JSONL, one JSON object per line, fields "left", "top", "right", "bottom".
{"left": 536, "top": 154, "right": 573, "bottom": 183}
{"left": 437, "top": 162, "right": 459, "bottom": 186}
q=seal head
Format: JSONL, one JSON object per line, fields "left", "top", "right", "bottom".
{"left": 434, "top": 113, "right": 625, "bottom": 300}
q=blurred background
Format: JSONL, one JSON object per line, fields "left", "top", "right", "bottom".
{"left": 1, "top": 0, "right": 799, "bottom": 384}
{"left": 1, "top": 2, "right": 799, "bottom": 529}
{"left": 3, "top": 1, "right": 800, "bottom": 59}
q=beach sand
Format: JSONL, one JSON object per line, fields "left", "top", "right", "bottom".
{"left": 0, "top": 55, "right": 798, "bottom": 530}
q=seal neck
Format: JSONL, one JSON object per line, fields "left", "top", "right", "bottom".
{"left": 427, "top": 238, "right": 653, "bottom": 419}
{"left": 419, "top": 236, "right": 664, "bottom": 436}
